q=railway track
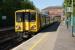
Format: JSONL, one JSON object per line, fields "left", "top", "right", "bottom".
{"left": 0, "top": 34, "right": 30, "bottom": 50}
{"left": 0, "top": 38, "right": 28, "bottom": 50}
{"left": 0, "top": 27, "right": 31, "bottom": 50}
{"left": 0, "top": 27, "right": 15, "bottom": 44}
{"left": 0, "top": 27, "right": 17, "bottom": 50}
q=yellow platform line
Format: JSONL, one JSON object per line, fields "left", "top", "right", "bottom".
{"left": 29, "top": 33, "right": 48, "bottom": 50}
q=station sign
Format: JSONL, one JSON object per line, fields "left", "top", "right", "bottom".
{"left": 2, "top": 16, "right": 6, "bottom": 20}
{"left": 66, "top": 7, "right": 72, "bottom": 12}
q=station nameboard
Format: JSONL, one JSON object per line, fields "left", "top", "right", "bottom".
{"left": 66, "top": 7, "right": 72, "bottom": 12}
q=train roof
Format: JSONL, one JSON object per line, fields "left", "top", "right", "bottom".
{"left": 41, "top": 13, "right": 49, "bottom": 16}
{"left": 15, "top": 9, "right": 37, "bottom": 12}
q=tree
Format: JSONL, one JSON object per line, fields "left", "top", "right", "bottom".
{"left": 64, "top": 0, "right": 75, "bottom": 16}
{"left": 0, "top": 0, "right": 37, "bottom": 27}
{"left": 20, "top": 0, "right": 36, "bottom": 9}
{"left": 0, "top": 0, "right": 37, "bottom": 19}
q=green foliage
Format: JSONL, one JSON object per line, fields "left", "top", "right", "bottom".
{"left": 0, "top": 0, "right": 36, "bottom": 17}
{"left": 64, "top": 0, "right": 75, "bottom": 16}
{"left": 20, "top": 1, "right": 36, "bottom": 9}
{"left": 0, "top": 0, "right": 37, "bottom": 27}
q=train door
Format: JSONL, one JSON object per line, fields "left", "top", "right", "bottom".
{"left": 24, "top": 12, "right": 30, "bottom": 32}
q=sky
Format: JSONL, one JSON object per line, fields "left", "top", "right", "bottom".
{"left": 31, "top": 0, "right": 64, "bottom": 10}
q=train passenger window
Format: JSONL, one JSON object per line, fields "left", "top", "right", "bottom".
{"left": 16, "top": 12, "right": 22, "bottom": 22}
{"left": 30, "top": 12, "right": 36, "bottom": 22}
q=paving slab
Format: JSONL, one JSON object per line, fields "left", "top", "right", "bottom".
{"left": 54, "top": 22, "right": 75, "bottom": 50}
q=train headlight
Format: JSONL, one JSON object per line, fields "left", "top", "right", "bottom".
{"left": 31, "top": 25, "right": 36, "bottom": 30}
{"left": 16, "top": 26, "right": 21, "bottom": 30}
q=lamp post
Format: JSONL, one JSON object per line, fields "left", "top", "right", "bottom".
{"left": 71, "top": 0, "right": 74, "bottom": 37}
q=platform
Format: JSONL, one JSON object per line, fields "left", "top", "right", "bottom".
{"left": 11, "top": 22, "right": 75, "bottom": 50}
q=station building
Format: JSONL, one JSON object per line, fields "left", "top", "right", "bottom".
{"left": 41, "top": 6, "right": 64, "bottom": 21}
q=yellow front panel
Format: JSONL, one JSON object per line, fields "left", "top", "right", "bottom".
{"left": 24, "top": 22, "right": 38, "bottom": 32}
{"left": 24, "top": 22, "right": 29, "bottom": 31}
{"left": 30, "top": 22, "right": 37, "bottom": 32}
{"left": 15, "top": 22, "right": 23, "bottom": 32}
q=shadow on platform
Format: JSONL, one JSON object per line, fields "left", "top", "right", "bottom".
{"left": 40, "top": 22, "right": 60, "bottom": 33}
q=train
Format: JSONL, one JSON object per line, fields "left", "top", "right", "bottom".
{"left": 15, "top": 9, "right": 61, "bottom": 38}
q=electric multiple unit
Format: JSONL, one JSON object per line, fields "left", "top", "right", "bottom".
{"left": 15, "top": 9, "right": 60, "bottom": 38}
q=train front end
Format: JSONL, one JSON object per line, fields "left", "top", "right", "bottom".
{"left": 15, "top": 9, "right": 40, "bottom": 33}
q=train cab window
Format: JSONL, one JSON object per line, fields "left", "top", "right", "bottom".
{"left": 16, "top": 12, "right": 22, "bottom": 22}
{"left": 30, "top": 12, "right": 36, "bottom": 22}
{"left": 24, "top": 12, "right": 30, "bottom": 22}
